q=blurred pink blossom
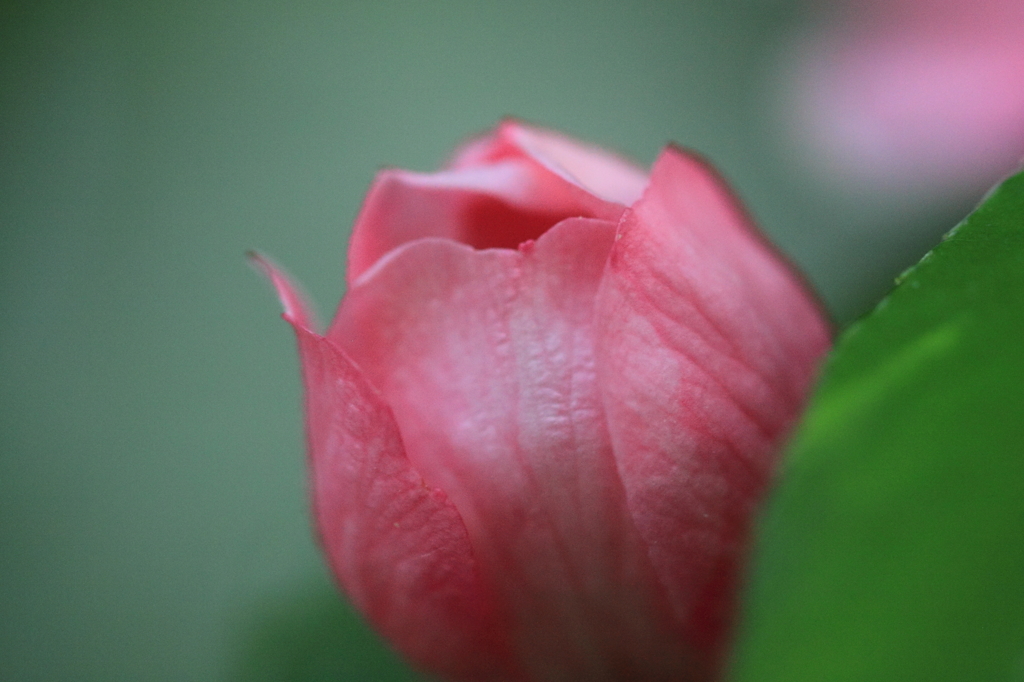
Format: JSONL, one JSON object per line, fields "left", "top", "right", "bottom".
{"left": 787, "top": 0, "right": 1024, "bottom": 197}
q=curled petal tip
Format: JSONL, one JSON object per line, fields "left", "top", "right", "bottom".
{"left": 248, "top": 250, "right": 319, "bottom": 332}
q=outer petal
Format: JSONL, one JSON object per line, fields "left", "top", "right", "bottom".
{"left": 594, "top": 148, "right": 831, "bottom": 668}
{"left": 331, "top": 219, "right": 699, "bottom": 680}
{"left": 347, "top": 121, "right": 643, "bottom": 283}
{"left": 253, "top": 256, "right": 512, "bottom": 681}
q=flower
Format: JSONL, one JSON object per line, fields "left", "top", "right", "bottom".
{"left": 784, "top": 0, "right": 1024, "bottom": 199}
{"left": 255, "top": 120, "right": 830, "bottom": 681}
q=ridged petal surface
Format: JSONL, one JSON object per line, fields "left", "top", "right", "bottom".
{"left": 332, "top": 219, "right": 697, "bottom": 681}
{"left": 255, "top": 256, "right": 512, "bottom": 681}
{"left": 594, "top": 147, "right": 831, "bottom": 668}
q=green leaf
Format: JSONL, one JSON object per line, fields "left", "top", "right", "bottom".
{"left": 729, "top": 169, "right": 1024, "bottom": 682}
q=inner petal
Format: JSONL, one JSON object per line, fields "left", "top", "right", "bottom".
{"left": 505, "top": 123, "right": 650, "bottom": 206}
{"left": 450, "top": 119, "right": 650, "bottom": 206}
{"left": 457, "top": 193, "right": 586, "bottom": 250}
{"left": 346, "top": 159, "right": 618, "bottom": 284}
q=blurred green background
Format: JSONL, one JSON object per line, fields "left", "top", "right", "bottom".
{"left": 0, "top": 1, "right": 985, "bottom": 680}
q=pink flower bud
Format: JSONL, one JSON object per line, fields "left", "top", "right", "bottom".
{"left": 255, "top": 121, "right": 830, "bottom": 681}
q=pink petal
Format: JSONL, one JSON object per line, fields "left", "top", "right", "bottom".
{"left": 346, "top": 160, "right": 601, "bottom": 284}
{"left": 595, "top": 147, "right": 831, "bottom": 668}
{"left": 450, "top": 119, "right": 649, "bottom": 206}
{"left": 249, "top": 251, "right": 318, "bottom": 331}
{"left": 254, "top": 256, "right": 511, "bottom": 681}
{"left": 347, "top": 120, "right": 645, "bottom": 284}
{"left": 331, "top": 218, "right": 698, "bottom": 679}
